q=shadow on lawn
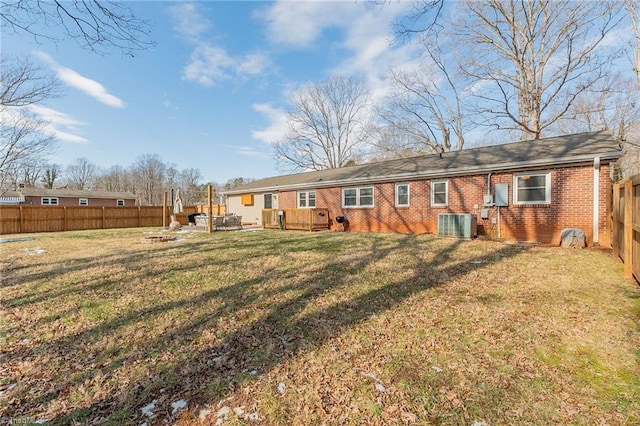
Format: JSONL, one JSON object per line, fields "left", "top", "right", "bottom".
{"left": 3, "top": 232, "right": 530, "bottom": 424}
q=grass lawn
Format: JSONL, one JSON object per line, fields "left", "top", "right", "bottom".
{"left": 1, "top": 228, "right": 639, "bottom": 425}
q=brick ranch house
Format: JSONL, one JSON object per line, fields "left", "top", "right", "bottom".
{"left": 0, "top": 187, "right": 137, "bottom": 207}
{"left": 224, "top": 131, "right": 622, "bottom": 246}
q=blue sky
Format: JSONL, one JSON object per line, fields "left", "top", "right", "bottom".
{"left": 4, "top": 1, "right": 635, "bottom": 185}
{"left": 3, "top": 1, "right": 422, "bottom": 184}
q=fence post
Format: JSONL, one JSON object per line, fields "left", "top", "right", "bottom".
{"left": 19, "top": 205, "right": 24, "bottom": 233}
{"left": 102, "top": 206, "right": 106, "bottom": 229}
{"left": 163, "top": 192, "right": 168, "bottom": 228}
{"left": 208, "top": 184, "right": 213, "bottom": 233}
{"left": 63, "top": 206, "right": 67, "bottom": 231}
{"left": 624, "top": 180, "right": 633, "bottom": 279}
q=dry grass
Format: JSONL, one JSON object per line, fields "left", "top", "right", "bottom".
{"left": 0, "top": 228, "right": 638, "bottom": 425}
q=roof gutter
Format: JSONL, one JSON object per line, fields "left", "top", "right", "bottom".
{"left": 223, "top": 151, "right": 622, "bottom": 195}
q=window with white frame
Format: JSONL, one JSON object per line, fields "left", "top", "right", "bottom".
{"left": 431, "top": 180, "right": 448, "bottom": 207}
{"left": 41, "top": 197, "right": 59, "bottom": 206}
{"left": 342, "top": 187, "right": 374, "bottom": 208}
{"left": 513, "top": 172, "right": 551, "bottom": 204}
{"left": 79, "top": 198, "right": 89, "bottom": 206}
{"left": 116, "top": 199, "right": 125, "bottom": 206}
{"left": 298, "top": 190, "right": 316, "bottom": 208}
{"left": 395, "top": 183, "right": 410, "bottom": 207}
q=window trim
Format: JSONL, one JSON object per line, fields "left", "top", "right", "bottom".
{"left": 79, "top": 198, "right": 89, "bottom": 206}
{"left": 297, "top": 190, "right": 316, "bottom": 208}
{"left": 342, "top": 186, "right": 374, "bottom": 208}
{"left": 430, "top": 180, "right": 448, "bottom": 207}
{"left": 513, "top": 171, "right": 551, "bottom": 205}
{"left": 41, "top": 197, "right": 59, "bottom": 206}
{"left": 395, "top": 183, "right": 410, "bottom": 207}
{"left": 116, "top": 199, "right": 125, "bottom": 206}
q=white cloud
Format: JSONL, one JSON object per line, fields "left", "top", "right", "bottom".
{"left": 168, "top": 2, "right": 210, "bottom": 42}
{"left": 33, "top": 51, "right": 124, "bottom": 108}
{"left": 26, "top": 104, "right": 83, "bottom": 129}
{"left": 183, "top": 44, "right": 235, "bottom": 86}
{"left": 237, "top": 52, "right": 272, "bottom": 76}
{"left": 25, "top": 105, "right": 89, "bottom": 144}
{"left": 254, "top": 1, "right": 419, "bottom": 139}
{"left": 251, "top": 103, "right": 289, "bottom": 145}
{"left": 168, "top": 3, "right": 272, "bottom": 86}
{"left": 0, "top": 105, "right": 89, "bottom": 144}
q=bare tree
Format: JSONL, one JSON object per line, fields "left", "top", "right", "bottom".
{"left": 0, "top": 110, "right": 55, "bottom": 194}
{"left": 0, "top": 57, "right": 59, "bottom": 193}
{"left": 459, "top": 0, "right": 622, "bottom": 140}
{"left": 625, "top": 0, "right": 640, "bottom": 89}
{"left": 275, "top": 76, "right": 370, "bottom": 172}
{"left": 41, "top": 163, "right": 62, "bottom": 189}
{"left": 65, "top": 157, "right": 97, "bottom": 190}
{"left": 130, "top": 154, "right": 166, "bottom": 206}
{"left": 376, "top": 42, "right": 465, "bottom": 157}
{"left": 1, "top": 0, "right": 152, "bottom": 55}
{"left": 93, "top": 165, "right": 131, "bottom": 192}
{"left": 176, "top": 168, "right": 203, "bottom": 205}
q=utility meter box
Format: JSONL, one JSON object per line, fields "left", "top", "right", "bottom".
{"left": 483, "top": 194, "right": 494, "bottom": 206}
{"left": 495, "top": 183, "right": 509, "bottom": 207}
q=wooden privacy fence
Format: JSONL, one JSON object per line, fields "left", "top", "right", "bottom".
{"left": 262, "top": 208, "right": 330, "bottom": 231}
{"left": 612, "top": 175, "right": 640, "bottom": 282}
{"left": 0, "top": 204, "right": 225, "bottom": 235}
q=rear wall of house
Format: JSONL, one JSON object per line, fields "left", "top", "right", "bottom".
{"left": 23, "top": 196, "right": 135, "bottom": 207}
{"left": 276, "top": 163, "right": 613, "bottom": 246}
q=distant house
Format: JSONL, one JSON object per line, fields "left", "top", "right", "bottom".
{"left": 1, "top": 187, "right": 137, "bottom": 207}
{"left": 224, "top": 131, "right": 622, "bottom": 246}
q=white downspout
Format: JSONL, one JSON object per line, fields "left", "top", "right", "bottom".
{"left": 593, "top": 156, "right": 600, "bottom": 246}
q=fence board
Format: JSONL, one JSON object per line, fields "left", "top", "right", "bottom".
{"left": 0, "top": 205, "right": 218, "bottom": 235}
{"left": 612, "top": 175, "right": 640, "bottom": 283}
{"left": 262, "top": 208, "right": 330, "bottom": 231}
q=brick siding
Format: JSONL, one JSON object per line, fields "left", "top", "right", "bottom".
{"left": 276, "top": 163, "right": 612, "bottom": 246}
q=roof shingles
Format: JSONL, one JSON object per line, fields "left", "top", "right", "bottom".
{"left": 226, "top": 131, "right": 621, "bottom": 194}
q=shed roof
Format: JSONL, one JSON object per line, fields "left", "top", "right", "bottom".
{"left": 225, "top": 131, "right": 621, "bottom": 195}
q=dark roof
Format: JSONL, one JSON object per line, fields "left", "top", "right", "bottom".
{"left": 9, "top": 188, "right": 137, "bottom": 199}
{"left": 225, "top": 131, "right": 621, "bottom": 194}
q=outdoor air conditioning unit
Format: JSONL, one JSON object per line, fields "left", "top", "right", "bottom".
{"left": 437, "top": 213, "right": 477, "bottom": 239}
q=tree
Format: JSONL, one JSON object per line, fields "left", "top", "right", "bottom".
{"left": 376, "top": 42, "right": 465, "bottom": 157}
{"left": 41, "top": 163, "right": 62, "bottom": 189}
{"left": 0, "top": 0, "right": 152, "bottom": 55}
{"left": 275, "top": 76, "right": 371, "bottom": 172}
{"left": 0, "top": 57, "right": 59, "bottom": 194}
{"left": 176, "top": 168, "right": 203, "bottom": 205}
{"left": 65, "top": 157, "right": 97, "bottom": 190}
{"left": 458, "top": 0, "right": 622, "bottom": 140}
{"left": 625, "top": 0, "right": 640, "bottom": 89}
{"left": 0, "top": 110, "right": 55, "bottom": 194}
{"left": 130, "top": 154, "right": 166, "bottom": 206}
{"left": 93, "top": 165, "right": 131, "bottom": 192}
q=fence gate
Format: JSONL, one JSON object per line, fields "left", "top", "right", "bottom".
{"left": 612, "top": 175, "right": 640, "bottom": 283}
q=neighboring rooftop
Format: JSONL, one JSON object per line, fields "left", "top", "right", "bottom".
{"left": 3, "top": 188, "right": 137, "bottom": 199}
{"left": 225, "top": 131, "right": 622, "bottom": 194}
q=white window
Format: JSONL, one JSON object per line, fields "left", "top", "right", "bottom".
{"left": 41, "top": 197, "right": 59, "bottom": 206}
{"left": 395, "top": 183, "right": 410, "bottom": 207}
{"left": 298, "top": 190, "right": 316, "bottom": 208}
{"left": 116, "top": 199, "right": 125, "bottom": 206}
{"left": 431, "top": 181, "right": 448, "bottom": 207}
{"left": 513, "top": 172, "right": 551, "bottom": 204}
{"left": 79, "top": 198, "right": 89, "bottom": 206}
{"left": 342, "top": 187, "right": 374, "bottom": 208}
